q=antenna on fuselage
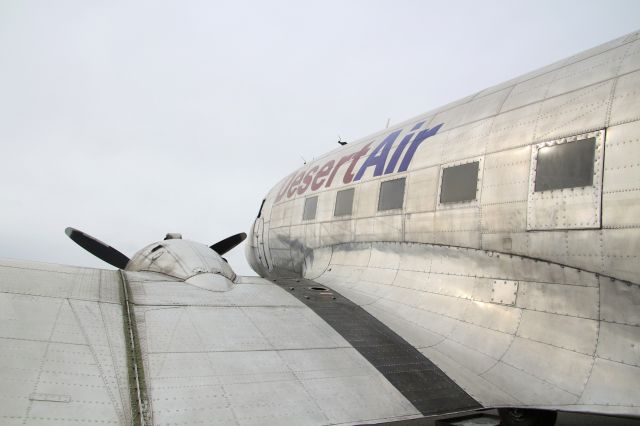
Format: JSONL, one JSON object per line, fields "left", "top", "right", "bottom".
{"left": 385, "top": 118, "right": 391, "bottom": 128}
{"left": 300, "top": 155, "right": 307, "bottom": 165}
{"left": 338, "top": 134, "right": 348, "bottom": 146}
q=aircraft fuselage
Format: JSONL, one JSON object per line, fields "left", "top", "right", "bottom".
{"left": 247, "top": 31, "right": 640, "bottom": 419}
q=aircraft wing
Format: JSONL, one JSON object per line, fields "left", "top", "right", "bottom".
{"left": 0, "top": 259, "right": 132, "bottom": 425}
{"left": 0, "top": 258, "right": 481, "bottom": 425}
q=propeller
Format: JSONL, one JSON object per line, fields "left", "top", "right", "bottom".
{"left": 210, "top": 232, "right": 246, "bottom": 255}
{"left": 65, "top": 227, "right": 130, "bottom": 269}
{"left": 65, "top": 227, "right": 247, "bottom": 269}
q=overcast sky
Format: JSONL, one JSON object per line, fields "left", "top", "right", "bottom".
{"left": 1, "top": 1, "right": 639, "bottom": 275}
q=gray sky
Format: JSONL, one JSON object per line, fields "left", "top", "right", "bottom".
{"left": 1, "top": 0, "right": 639, "bottom": 275}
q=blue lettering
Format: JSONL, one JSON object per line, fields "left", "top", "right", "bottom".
{"left": 410, "top": 121, "right": 425, "bottom": 131}
{"left": 354, "top": 130, "right": 402, "bottom": 181}
{"left": 384, "top": 132, "right": 414, "bottom": 175}
{"left": 397, "top": 123, "right": 443, "bottom": 172}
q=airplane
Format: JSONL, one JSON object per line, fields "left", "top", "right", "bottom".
{"left": 1, "top": 29, "right": 639, "bottom": 426}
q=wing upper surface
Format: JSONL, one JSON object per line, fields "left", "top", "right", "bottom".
{"left": 0, "top": 259, "right": 131, "bottom": 425}
{"left": 124, "top": 271, "right": 423, "bottom": 425}
{"left": 0, "top": 258, "right": 434, "bottom": 425}
{"left": 1, "top": 257, "right": 498, "bottom": 424}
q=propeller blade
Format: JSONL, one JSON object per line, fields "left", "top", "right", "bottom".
{"left": 65, "top": 227, "right": 130, "bottom": 269}
{"left": 210, "top": 232, "right": 247, "bottom": 255}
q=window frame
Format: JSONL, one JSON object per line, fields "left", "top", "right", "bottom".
{"left": 436, "top": 157, "right": 484, "bottom": 210}
{"left": 302, "top": 196, "right": 318, "bottom": 221}
{"left": 334, "top": 188, "right": 355, "bottom": 217}
{"left": 377, "top": 177, "right": 406, "bottom": 212}
{"left": 533, "top": 137, "right": 596, "bottom": 192}
{"left": 526, "top": 129, "right": 605, "bottom": 230}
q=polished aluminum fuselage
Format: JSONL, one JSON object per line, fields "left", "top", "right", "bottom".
{"left": 247, "top": 31, "right": 640, "bottom": 415}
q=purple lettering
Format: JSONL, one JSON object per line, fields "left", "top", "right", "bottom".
{"left": 311, "top": 161, "right": 334, "bottom": 191}
{"left": 276, "top": 173, "right": 296, "bottom": 202}
{"left": 297, "top": 166, "right": 318, "bottom": 194}
{"left": 343, "top": 143, "right": 372, "bottom": 183}
{"left": 384, "top": 133, "right": 413, "bottom": 174}
{"left": 397, "top": 123, "right": 443, "bottom": 172}
{"left": 325, "top": 154, "right": 352, "bottom": 188}
{"left": 353, "top": 130, "right": 402, "bottom": 181}
{"left": 287, "top": 172, "right": 305, "bottom": 198}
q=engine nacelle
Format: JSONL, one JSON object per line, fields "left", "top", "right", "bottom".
{"left": 127, "top": 238, "right": 236, "bottom": 291}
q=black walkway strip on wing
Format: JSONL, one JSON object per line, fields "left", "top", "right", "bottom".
{"left": 269, "top": 276, "right": 481, "bottom": 416}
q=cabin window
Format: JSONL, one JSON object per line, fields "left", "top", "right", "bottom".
{"left": 527, "top": 130, "right": 604, "bottom": 231}
{"left": 440, "top": 161, "right": 479, "bottom": 203}
{"left": 534, "top": 138, "right": 596, "bottom": 192}
{"left": 334, "top": 188, "right": 355, "bottom": 216}
{"left": 378, "top": 178, "right": 406, "bottom": 211}
{"left": 302, "top": 196, "right": 318, "bottom": 220}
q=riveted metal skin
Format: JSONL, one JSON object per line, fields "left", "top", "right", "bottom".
{"left": 3, "top": 31, "right": 640, "bottom": 426}
{"left": 0, "top": 259, "right": 132, "bottom": 425}
{"left": 1, "top": 257, "right": 441, "bottom": 424}
{"left": 268, "top": 275, "right": 481, "bottom": 416}
{"left": 248, "top": 30, "right": 640, "bottom": 419}
{"left": 123, "top": 270, "right": 426, "bottom": 424}
{"left": 527, "top": 130, "right": 605, "bottom": 231}
{"left": 306, "top": 243, "right": 640, "bottom": 412}
{"left": 127, "top": 238, "right": 236, "bottom": 283}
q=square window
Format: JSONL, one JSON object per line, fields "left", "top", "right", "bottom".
{"left": 334, "top": 188, "right": 355, "bottom": 216}
{"left": 440, "top": 161, "right": 479, "bottom": 203}
{"left": 534, "top": 138, "right": 595, "bottom": 192}
{"left": 527, "top": 130, "right": 604, "bottom": 231}
{"left": 378, "top": 178, "right": 406, "bottom": 211}
{"left": 302, "top": 196, "right": 318, "bottom": 220}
